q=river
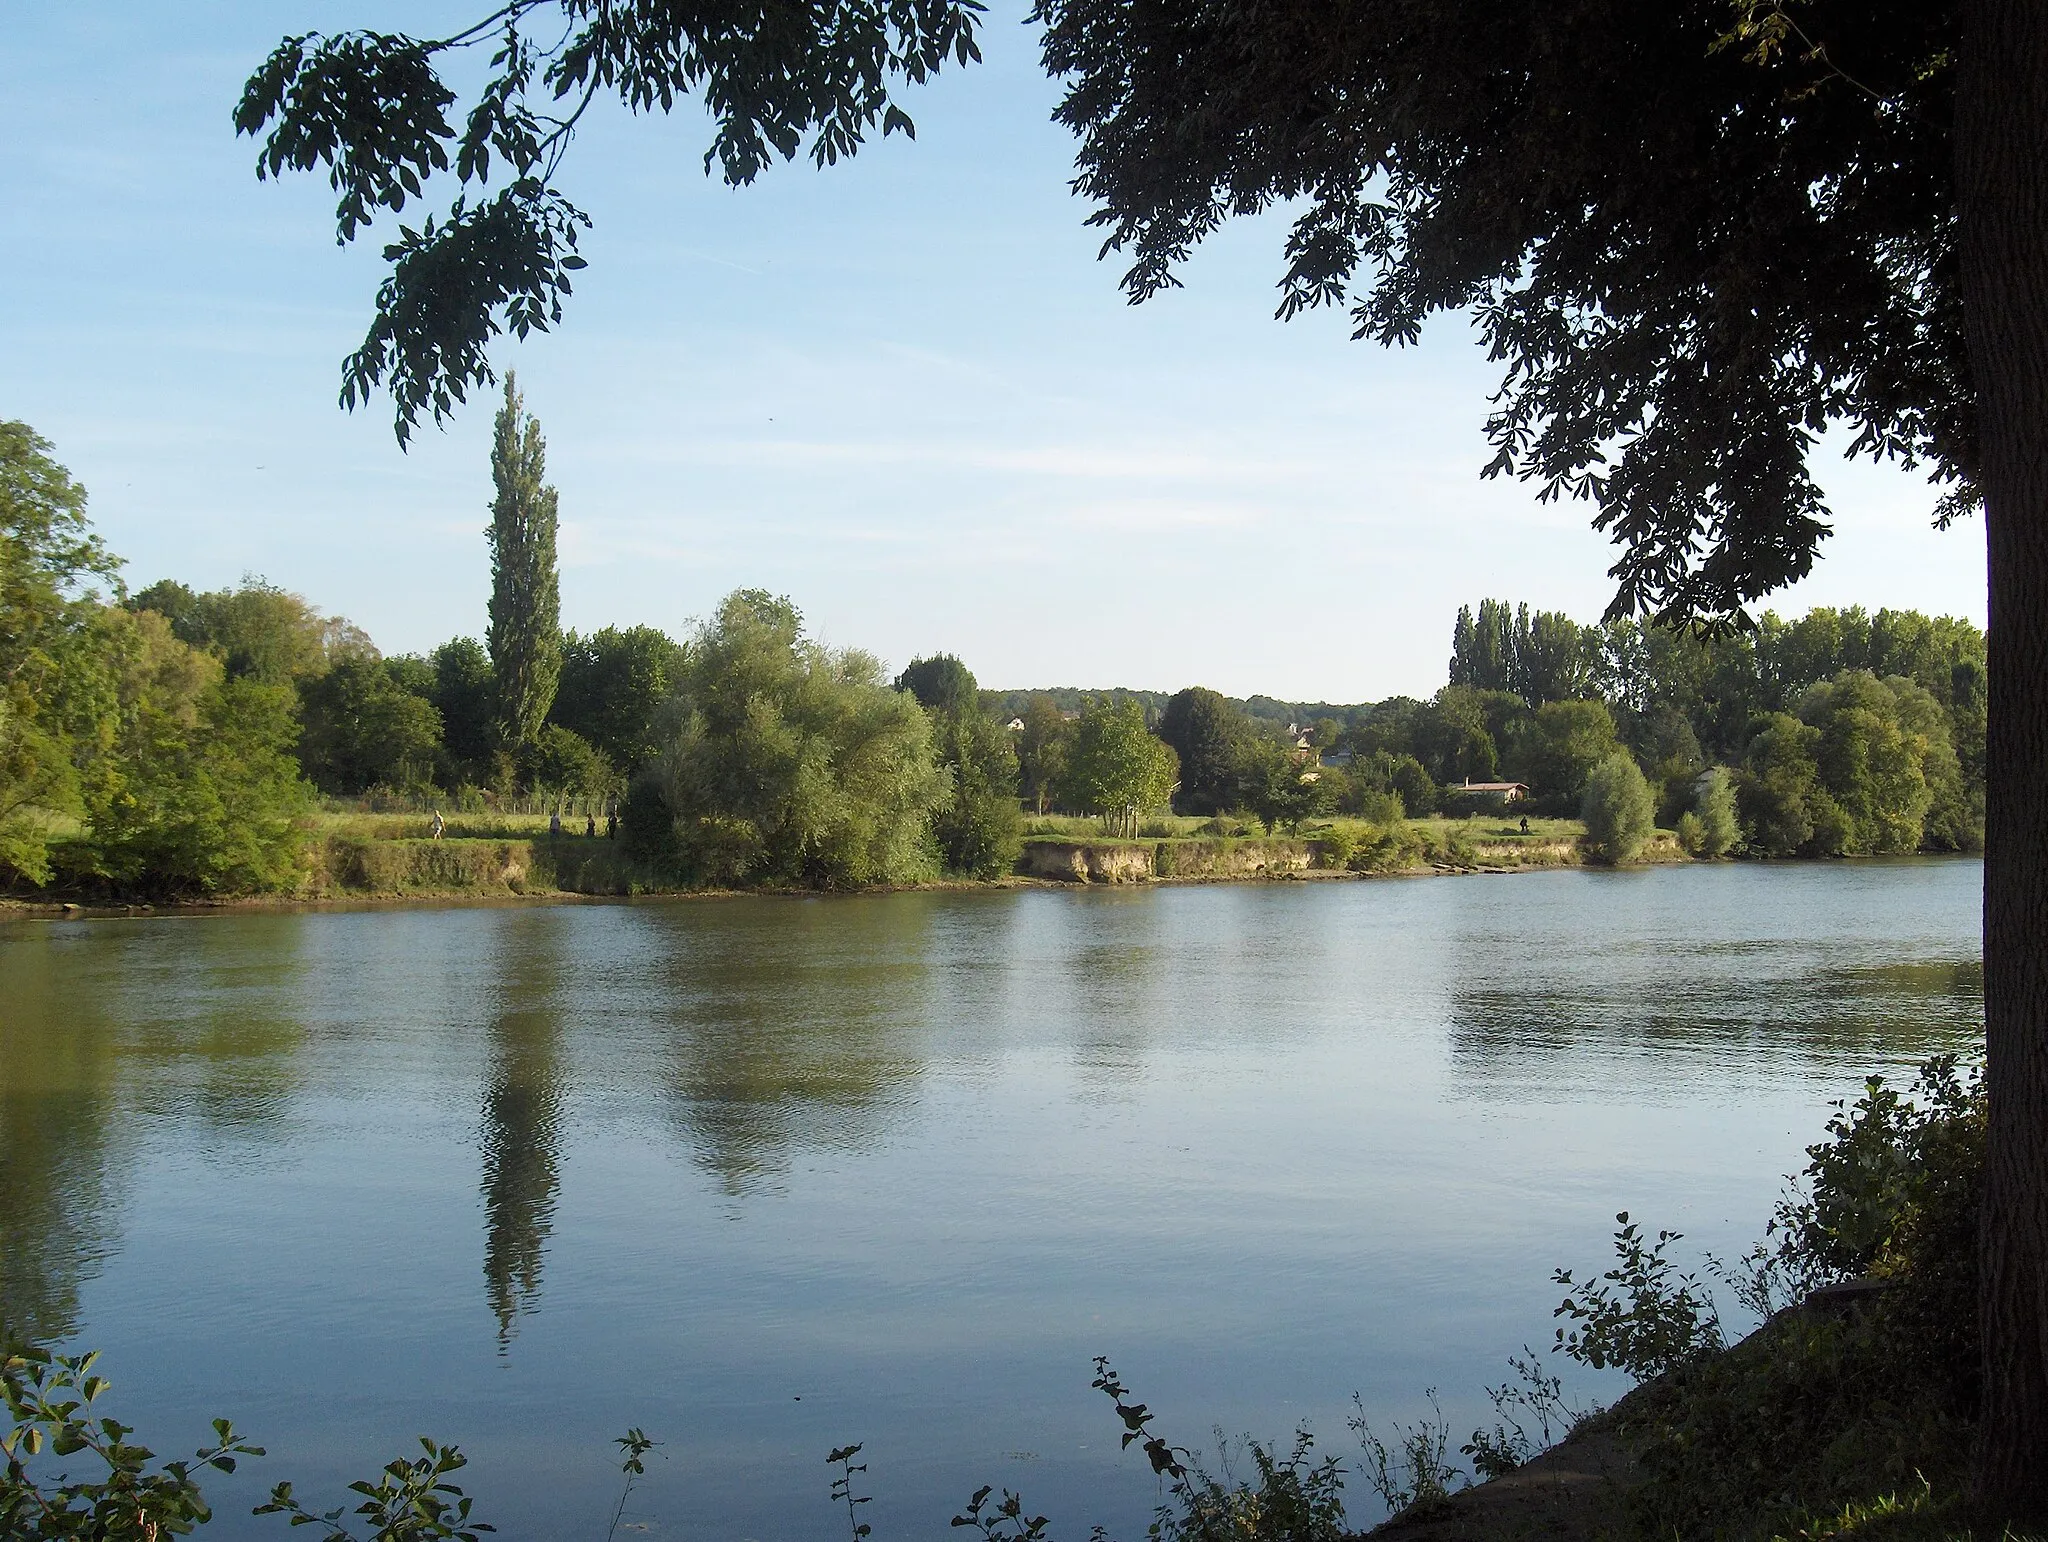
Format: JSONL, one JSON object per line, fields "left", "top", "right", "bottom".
{"left": 0, "top": 860, "right": 1984, "bottom": 1538}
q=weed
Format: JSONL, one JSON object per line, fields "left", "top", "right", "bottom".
{"left": 1347, "top": 1389, "right": 1462, "bottom": 1519}
{"left": 255, "top": 1439, "right": 491, "bottom": 1542}
{"left": 827, "top": 1444, "right": 873, "bottom": 1542}
{"left": 1460, "top": 1347, "right": 1594, "bottom": 1480}
{"left": 604, "top": 1429, "right": 659, "bottom": 1542}
{"left": 1091, "top": 1359, "right": 1347, "bottom": 1542}
{"left": 1551, "top": 1212, "right": 1724, "bottom": 1379}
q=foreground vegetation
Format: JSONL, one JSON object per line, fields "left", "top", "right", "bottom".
{"left": 5, "top": 1058, "right": 2013, "bottom": 1541}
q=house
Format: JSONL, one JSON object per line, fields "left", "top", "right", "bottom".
{"left": 1006, "top": 717, "right": 1026, "bottom": 732}
{"left": 1451, "top": 779, "right": 1531, "bottom": 803}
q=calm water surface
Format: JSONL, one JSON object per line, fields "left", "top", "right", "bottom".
{"left": 0, "top": 862, "right": 1984, "bottom": 1537}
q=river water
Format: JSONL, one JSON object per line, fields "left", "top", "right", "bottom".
{"left": 0, "top": 860, "right": 1984, "bottom": 1538}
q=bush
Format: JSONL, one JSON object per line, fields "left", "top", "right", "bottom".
{"left": 1693, "top": 766, "right": 1739, "bottom": 857}
{"left": 1579, "top": 752, "right": 1655, "bottom": 864}
{"left": 1551, "top": 1058, "right": 1988, "bottom": 1541}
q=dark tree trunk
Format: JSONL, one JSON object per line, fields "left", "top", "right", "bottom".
{"left": 1958, "top": 0, "right": 2048, "bottom": 1516}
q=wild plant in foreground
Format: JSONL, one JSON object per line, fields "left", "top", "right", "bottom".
{"left": 1, "top": 1340, "right": 262, "bottom": 1540}
{"left": 1347, "top": 1388, "right": 1460, "bottom": 1519}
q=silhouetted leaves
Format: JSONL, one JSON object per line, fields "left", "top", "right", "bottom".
{"left": 241, "top": 2, "right": 988, "bottom": 444}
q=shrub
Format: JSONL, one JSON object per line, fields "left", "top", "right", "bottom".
{"left": 1579, "top": 752, "right": 1655, "bottom": 864}
{"left": 1693, "top": 766, "right": 1739, "bottom": 857}
{"left": 1550, "top": 1058, "right": 1988, "bottom": 1540}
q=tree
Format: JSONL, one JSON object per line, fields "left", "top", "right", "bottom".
{"left": 1061, "top": 699, "right": 1177, "bottom": 839}
{"left": 236, "top": 3, "right": 985, "bottom": 442}
{"left": 1015, "top": 695, "right": 1073, "bottom": 815}
{"left": 136, "top": 576, "right": 369, "bottom": 686}
{"left": 1580, "top": 752, "right": 1656, "bottom": 866}
{"left": 83, "top": 676, "right": 312, "bottom": 897}
{"left": 552, "top": 624, "right": 686, "bottom": 772}
{"left": 486, "top": 374, "right": 562, "bottom": 756}
{"left": 1240, "top": 736, "right": 1331, "bottom": 834}
{"left": 430, "top": 637, "right": 497, "bottom": 785}
{"left": 1693, "top": 767, "right": 1740, "bottom": 859}
{"left": 1030, "top": 5, "right": 2045, "bottom": 1497}
{"left": 240, "top": 0, "right": 2048, "bottom": 1504}
{"left": 523, "top": 723, "right": 614, "bottom": 808}
{"left": 899, "top": 654, "right": 1022, "bottom": 879}
{"left": 1738, "top": 713, "right": 1836, "bottom": 859}
{"left": 930, "top": 703, "right": 1023, "bottom": 879}
{"left": 894, "top": 654, "right": 980, "bottom": 717}
{"left": 1157, "top": 686, "right": 1252, "bottom": 815}
{"left": 297, "top": 655, "right": 445, "bottom": 793}
{"left": 1510, "top": 699, "right": 1619, "bottom": 803}
{"left": 0, "top": 420, "right": 119, "bottom": 883}
{"left": 635, "top": 590, "right": 946, "bottom": 887}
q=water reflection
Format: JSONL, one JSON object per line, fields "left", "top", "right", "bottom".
{"left": 0, "top": 936, "right": 124, "bottom": 1343}
{"left": 479, "top": 912, "right": 567, "bottom": 1349}
{"left": 649, "top": 897, "right": 938, "bottom": 1193}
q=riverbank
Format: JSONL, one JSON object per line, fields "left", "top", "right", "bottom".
{"left": 0, "top": 814, "right": 1696, "bottom": 912}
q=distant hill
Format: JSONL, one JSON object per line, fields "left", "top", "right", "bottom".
{"left": 986, "top": 687, "right": 1381, "bottom": 728}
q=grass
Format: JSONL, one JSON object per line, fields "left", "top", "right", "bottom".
{"left": 313, "top": 809, "right": 560, "bottom": 842}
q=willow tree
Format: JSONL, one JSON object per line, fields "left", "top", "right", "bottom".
{"left": 238, "top": 0, "right": 2048, "bottom": 1510}
{"left": 486, "top": 375, "right": 560, "bottom": 754}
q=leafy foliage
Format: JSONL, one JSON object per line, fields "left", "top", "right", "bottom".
{"left": 1349, "top": 1390, "right": 1462, "bottom": 1523}
{"left": 522, "top": 723, "right": 616, "bottom": 806}
{"left": 485, "top": 375, "right": 561, "bottom": 751}
{"left": 81, "top": 677, "right": 314, "bottom": 897}
{"left": 1091, "top": 1359, "right": 1348, "bottom": 1542}
{"left": 1062, "top": 699, "right": 1177, "bottom": 839}
{"left": 1035, "top": 0, "right": 1968, "bottom": 626}
{"left": 1157, "top": 687, "right": 1255, "bottom": 816}
{"left": 1014, "top": 696, "right": 1073, "bottom": 816}
{"left": 929, "top": 701, "right": 1023, "bottom": 879}
{"left": 0, "top": 422, "right": 119, "bottom": 882}
{"left": 1579, "top": 751, "right": 1656, "bottom": 864}
{"left": 2, "top": 1338, "right": 262, "bottom": 1541}
{"left": 1552, "top": 1213, "right": 1725, "bottom": 1380}
{"left": 552, "top": 626, "right": 686, "bottom": 773}
{"left": 239, "top": 2, "right": 987, "bottom": 441}
{"left": 1538, "top": 1058, "right": 1990, "bottom": 1539}
{"left": 299, "top": 656, "right": 446, "bottom": 793}
{"left": 896, "top": 654, "right": 981, "bottom": 717}
{"left": 635, "top": 589, "right": 946, "bottom": 886}
{"left": 256, "top": 1440, "right": 492, "bottom": 1542}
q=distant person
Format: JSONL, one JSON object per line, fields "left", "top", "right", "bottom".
{"left": 606, "top": 810, "right": 618, "bottom": 840}
{"left": 430, "top": 810, "right": 445, "bottom": 841}
{"left": 585, "top": 813, "right": 597, "bottom": 838}
{"left": 1519, "top": 814, "right": 1530, "bottom": 835}
{"left": 549, "top": 810, "right": 562, "bottom": 838}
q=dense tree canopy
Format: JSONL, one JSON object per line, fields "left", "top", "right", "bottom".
{"left": 553, "top": 624, "right": 687, "bottom": 772}
{"left": 633, "top": 590, "right": 947, "bottom": 887}
{"left": 1037, "top": 0, "right": 1967, "bottom": 627}
{"left": 1061, "top": 698, "right": 1177, "bottom": 838}
{"left": 1156, "top": 686, "right": 1253, "bottom": 815}
{"left": 486, "top": 375, "right": 562, "bottom": 754}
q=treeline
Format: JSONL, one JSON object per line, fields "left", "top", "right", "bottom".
{"left": 0, "top": 404, "right": 1985, "bottom": 900}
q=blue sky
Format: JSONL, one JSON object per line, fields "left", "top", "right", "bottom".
{"left": 3, "top": 3, "right": 1987, "bottom": 702}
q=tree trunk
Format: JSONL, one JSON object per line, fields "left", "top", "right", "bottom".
{"left": 1958, "top": 0, "right": 2048, "bottom": 1515}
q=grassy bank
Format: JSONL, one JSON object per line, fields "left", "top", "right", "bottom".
{"left": 6, "top": 808, "right": 1700, "bottom": 908}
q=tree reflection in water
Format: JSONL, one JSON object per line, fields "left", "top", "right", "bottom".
{"left": 479, "top": 909, "right": 567, "bottom": 1351}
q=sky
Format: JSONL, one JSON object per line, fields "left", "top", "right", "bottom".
{"left": 2, "top": 3, "right": 1988, "bottom": 703}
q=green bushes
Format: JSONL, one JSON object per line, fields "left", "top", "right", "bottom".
{"left": 1580, "top": 751, "right": 1656, "bottom": 864}
{"left": 1549, "top": 1058, "right": 1989, "bottom": 1541}
{"left": 630, "top": 592, "right": 947, "bottom": 888}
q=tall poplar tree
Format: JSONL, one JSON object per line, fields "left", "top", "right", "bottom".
{"left": 485, "top": 375, "right": 561, "bottom": 754}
